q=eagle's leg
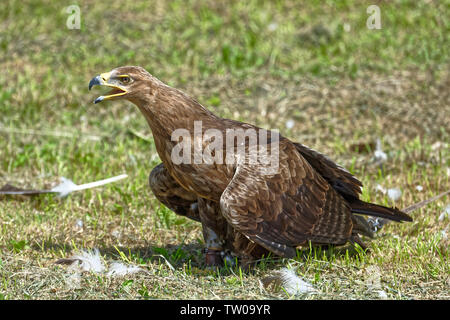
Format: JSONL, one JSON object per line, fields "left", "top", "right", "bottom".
{"left": 197, "top": 201, "right": 238, "bottom": 267}
{"left": 203, "top": 227, "right": 227, "bottom": 266}
{"left": 197, "top": 198, "right": 235, "bottom": 266}
{"left": 350, "top": 234, "right": 369, "bottom": 252}
{"left": 149, "top": 163, "right": 200, "bottom": 222}
{"left": 149, "top": 164, "right": 234, "bottom": 266}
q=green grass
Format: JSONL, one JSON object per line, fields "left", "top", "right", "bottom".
{"left": 0, "top": 0, "right": 449, "bottom": 299}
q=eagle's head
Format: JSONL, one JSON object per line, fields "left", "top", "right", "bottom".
{"left": 89, "top": 66, "right": 157, "bottom": 104}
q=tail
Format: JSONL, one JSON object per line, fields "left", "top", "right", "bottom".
{"left": 350, "top": 189, "right": 449, "bottom": 234}
{"left": 349, "top": 198, "right": 413, "bottom": 222}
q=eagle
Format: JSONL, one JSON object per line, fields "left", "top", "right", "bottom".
{"left": 89, "top": 66, "right": 412, "bottom": 266}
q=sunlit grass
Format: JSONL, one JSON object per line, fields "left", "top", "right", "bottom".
{"left": 0, "top": 0, "right": 448, "bottom": 299}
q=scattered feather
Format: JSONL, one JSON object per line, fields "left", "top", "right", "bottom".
{"left": 343, "top": 23, "right": 351, "bottom": 32}
{"left": 375, "top": 185, "right": 402, "bottom": 201}
{"left": 106, "top": 261, "right": 143, "bottom": 277}
{"left": 387, "top": 188, "right": 402, "bottom": 202}
{"left": 261, "top": 268, "right": 316, "bottom": 296}
{"left": 111, "top": 228, "right": 121, "bottom": 239}
{"left": 431, "top": 141, "right": 443, "bottom": 151}
{"left": 57, "top": 248, "right": 146, "bottom": 280}
{"left": 415, "top": 185, "right": 423, "bottom": 192}
{"left": 51, "top": 174, "right": 128, "bottom": 198}
{"left": 441, "top": 225, "right": 449, "bottom": 240}
{"left": 0, "top": 174, "right": 128, "bottom": 198}
{"left": 73, "top": 219, "right": 84, "bottom": 231}
{"left": 64, "top": 272, "right": 82, "bottom": 289}
{"left": 373, "top": 139, "right": 387, "bottom": 164}
{"left": 376, "top": 184, "right": 386, "bottom": 194}
{"left": 365, "top": 266, "right": 382, "bottom": 288}
{"left": 268, "top": 23, "right": 278, "bottom": 31}
{"left": 377, "top": 290, "right": 388, "bottom": 299}
{"left": 285, "top": 119, "right": 295, "bottom": 129}
{"left": 75, "top": 219, "right": 84, "bottom": 228}
{"left": 59, "top": 249, "right": 106, "bottom": 274}
{"left": 364, "top": 266, "right": 388, "bottom": 299}
{"left": 438, "top": 204, "right": 450, "bottom": 222}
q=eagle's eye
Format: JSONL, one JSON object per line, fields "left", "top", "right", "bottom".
{"left": 120, "top": 76, "right": 131, "bottom": 84}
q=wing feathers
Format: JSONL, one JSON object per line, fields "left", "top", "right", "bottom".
{"left": 220, "top": 139, "right": 356, "bottom": 257}
{"left": 294, "top": 143, "right": 363, "bottom": 198}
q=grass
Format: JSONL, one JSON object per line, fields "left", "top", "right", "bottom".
{"left": 0, "top": 0, "right": 449, "bottom": 299}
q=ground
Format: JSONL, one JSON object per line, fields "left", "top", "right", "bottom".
{"left": 0, "top": 0, "right": 449, "bottom": 299}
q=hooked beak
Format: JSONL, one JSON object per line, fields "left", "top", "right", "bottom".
{"left": 89, "top": 72, "right": 128, "bottom": 104}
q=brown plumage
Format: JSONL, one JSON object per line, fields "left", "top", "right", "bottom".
{"left": 89, "top": 66, "right": 412, "bottom": 266}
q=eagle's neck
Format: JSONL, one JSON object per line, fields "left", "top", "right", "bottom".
{"left": 129, "top": 84, "right": 219, "bottom": 165}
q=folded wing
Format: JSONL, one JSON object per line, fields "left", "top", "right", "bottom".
{"left": 219, "top": 139, "right": 354, "bottom": 257}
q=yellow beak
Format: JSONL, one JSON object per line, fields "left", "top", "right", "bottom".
{"left": 89, "top": 72, "right": 128, "bottom": 104}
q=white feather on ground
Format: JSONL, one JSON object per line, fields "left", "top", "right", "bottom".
{"left": 373, "top": 139, "right": 387, "bottom": 164}
{"left": 64, "top": 272, "right": 82, "bottom": 289}
{"left": 387, "top": 188, "right": 402, "bottom": 202}
{"left": 375, "top": 184, "right": 402, "bottom": 202}
{"left": 441, "top": 225, "right": 449, "bottom": 240}
{"left": 285, "top": 119, "right": 295, "bottom": 129}
{"left": 67, "top": 249, "right": 106, "bottom": 273}
{"left": 343, "top": 23, "right": 351, "bottom": 32}
{"left": 106, "top": 261, "right": 143, "bottom": 277}
{"left": 58, "top": 248, "right": 143, "bottom": 278}
{"left": 267, "top": 22, "right": 278, "bottom": 31}
{"left": 438, "top": 204, "right": 450, "bottom": 222}
{"left": 74, "top": 219, "right": 84, "bottom": 231}
{"left": 51, "top": 174, "right": 128, "bottom": 198}
{"left": 364, "top": 265, "right": 388, "bottom": 299}
{"left": 376, "top": 184, "right": 387, "bottom": 194}
{"left": 261, "top": 268, "right": 316, "bottom": 296}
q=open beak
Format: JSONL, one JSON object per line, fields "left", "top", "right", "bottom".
{"left": 89, "top": 72, "right": 128, "bottom": 104}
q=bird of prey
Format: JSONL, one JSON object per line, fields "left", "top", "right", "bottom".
{"left": 89, "top": 66, "right": 412, "bottom": 266}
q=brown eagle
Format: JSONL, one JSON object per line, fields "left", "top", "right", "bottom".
{"left": 89, "top": 66, "right": 412, "bottom": 266}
